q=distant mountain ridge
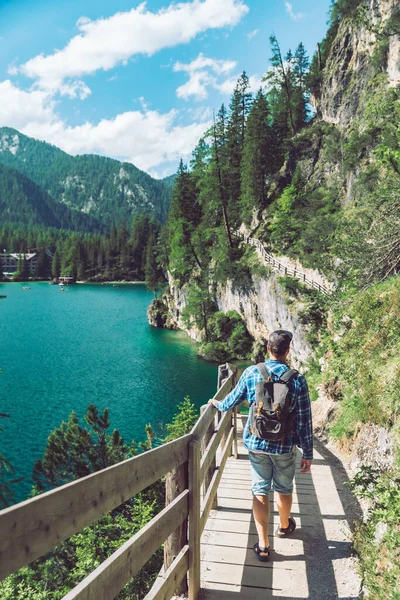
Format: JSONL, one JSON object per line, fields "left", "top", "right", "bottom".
{"left": 0, "top": 127, "right": 173, "bottom": 230}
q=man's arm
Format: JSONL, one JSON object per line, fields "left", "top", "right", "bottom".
{"left": 295, "top": 376, "right": 313, "bottom": 471}
{"left": 210, "top": 368, "right": 250, "bottom": 412}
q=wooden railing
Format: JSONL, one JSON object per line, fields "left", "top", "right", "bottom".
{"left": 232, "top": 230, "right": 330, "bottom": 294}
{"left": 0, "top": 364, "right": 243, "bottom": 600}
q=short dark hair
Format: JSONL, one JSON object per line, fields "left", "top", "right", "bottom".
{"left": 267, "top": 330, "right": 293, "bottom": 356}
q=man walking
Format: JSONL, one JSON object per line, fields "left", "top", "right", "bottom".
{"left": 210, "top": 330, "right": 313, "bottom": 561}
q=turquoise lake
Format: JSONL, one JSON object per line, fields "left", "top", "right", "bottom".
{"left": 0, "top": 282, "right": 217, "bottom": 502}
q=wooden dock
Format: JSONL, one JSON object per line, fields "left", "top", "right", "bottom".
{"left": 199, "top": 417, "right": 361, "bottom": 600}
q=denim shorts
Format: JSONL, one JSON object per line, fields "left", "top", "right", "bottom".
{"left": 248, "top": 448, "right": 297, "bottom": 496}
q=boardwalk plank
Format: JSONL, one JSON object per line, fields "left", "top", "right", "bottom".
{"left": 199, "top": 439, "right": 361, "bottom": 600}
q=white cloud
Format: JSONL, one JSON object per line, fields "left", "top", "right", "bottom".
{"left": 284, "top": 2, "right": 305, "bottom": 21}
{"left": 247, "top": 29, "right": 259, "bottom": 40}
{"left": 58, "top": 80, "right": 91, "bottom": 100}
{"left": 0, "top": 79, "right": 210, "bottom": 173}
{"left": 174, "top": 53, "right": 237, "bottom": 76}
{"left": 0, "top": 80, "right": 56, "bottom": 130}
{"left": 15, "top": 0, "right": 249, "bottom": 94}
{"left": 174, "top": 53, "right": 237, "bottom": 100}
{"left": 214, "top": 73, "right": 264, "bottom": 96}
{"left": 176, "top": 70, "right": 214, "bottom": 100}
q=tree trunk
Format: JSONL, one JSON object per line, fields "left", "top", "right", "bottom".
{"left": 276, "top": 43, "right": 296, "bottom": 136}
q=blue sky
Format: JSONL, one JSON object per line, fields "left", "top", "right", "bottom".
{"left": 0, "top": 0, "right": 331, "bottom": 177}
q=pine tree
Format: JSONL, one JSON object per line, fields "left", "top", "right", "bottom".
{"left": 167, "top": 160, "right": 203, "bottom": 279}
{"left": 15, "top": 255, "right": 30, "bottom": 280}
{"left": 131, "top": 214, "right": 151, "bottom": 279}
{"left": 293, "top": 42, "right": 310, "bottom": 130}
{"left": 211, "top": 107, "right": 234, "bottom": 248}
{"left": 0, "top": 413, "right": 20, "bottom": 507}
{"left": 144, "top": 229, "right": 165, "bottom": 296}
{"left": 32, "top": 404, "right": 133, "bottom": 491}
{"left": 264, "top": 35, "right": 296, "bottom": 137}
{"left": 240, "top": 89, "right": 280, "bottom": 222}
{"left": 35, "top": 248, "right": 51, "bottom": 279}
{"left": 52, "top": 249, "right": 61, "bottom": 279}
{"left": 182, "top": 281, "right": 215, "bottom": 342}
{"left": 226, "top": 72, "right": 253, "bottom": 222}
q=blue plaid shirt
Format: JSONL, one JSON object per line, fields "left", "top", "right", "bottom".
{"left": 214, "top": 360, "right": 313, "bottom": 459}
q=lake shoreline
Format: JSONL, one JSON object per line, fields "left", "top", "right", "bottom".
{"left": 0, "top": 280, "right": 146, "bottom": 285}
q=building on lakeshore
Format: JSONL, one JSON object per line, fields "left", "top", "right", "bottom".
{"left": 0, "top": 250, "right": 54, "bottom": 277}
{"left": 0, "top": 252, "right": 37, "bottom": 277}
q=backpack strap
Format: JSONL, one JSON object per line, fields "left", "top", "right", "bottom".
{"left": 279, "top": 368, "right": 298, "bottom": 383}
{"left": 256, "top": 363, "right": 271, "bottom": 381}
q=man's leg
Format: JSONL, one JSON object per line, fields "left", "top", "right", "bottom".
{"left": 271, "top": 449, "right": 297, "bottom": 530}
{"left": 276, "top": 492, "right": 292, "bottom": 529}
{"left": 253, "top": 494, "right": 270, "bottom": 550}
{"left": 248, "top": 452, "right": 273, "bottom": 553}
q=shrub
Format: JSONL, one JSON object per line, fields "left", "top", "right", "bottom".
{"left": 349, "top": 466, "right": 400, "bottom": 600}
{"left": 198, "top": 311, "right": 253, "bottom": 362}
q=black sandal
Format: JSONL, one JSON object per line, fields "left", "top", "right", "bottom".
{"left": 275, "top": 516, "right": 296, "bottom": 537}
{"left": 253, "top": 542, "right": 270, "bottom": 562}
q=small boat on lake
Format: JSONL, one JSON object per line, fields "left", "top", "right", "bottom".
{"left": 22, "top": 286, "right": 31, "bottom": 290}
{"left": 0, "top": 295, "right": 6, "bottom": 299}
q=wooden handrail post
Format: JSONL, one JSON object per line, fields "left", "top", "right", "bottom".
{"left": 164, "top": 460, "right": 189, "bottom": 595}
{"left": 233, "top": 407, "right": 238, "bottom": 459}
{"left": 200, "top": 405, "right": 217, "bottom": 510}
{"left": 188, "top": 439, "right": 201, "bottom": 600}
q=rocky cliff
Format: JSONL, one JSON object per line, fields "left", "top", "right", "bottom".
{"left": 151, "top": 271, "right": 312, "bottom": 368}
{"left": 318, "top": 0, "right": 399, "bottom": 127}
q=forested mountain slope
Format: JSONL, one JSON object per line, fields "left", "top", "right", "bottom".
{"left": 0, "top": 128, "right": 172, "bottom": 227}
{"left": 0, "top": 163, "right": 104, "bottom": 232}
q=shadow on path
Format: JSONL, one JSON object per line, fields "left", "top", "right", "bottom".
{"left": 200, "top": 431, "right": 362, "bottom": 599}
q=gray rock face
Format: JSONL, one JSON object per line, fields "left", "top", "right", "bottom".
{"left": 215, "top": 276, "right": 312, "bottom": 368}
{"left": 320, "top": 0, "right": 399, "bottom": 128}
{"left": 162, "top": 272, "right": 313, "bottom": 369}
{"left": 351, "top": 423, "right": 395, "bottom": 470}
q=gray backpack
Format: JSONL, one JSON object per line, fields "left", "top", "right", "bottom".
{"left": 249, "top": 363, "right": 298, "bottom": 442}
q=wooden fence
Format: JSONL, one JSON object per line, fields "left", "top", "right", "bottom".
{"left": 232, "top": 230, "right": 329, "bottom": 294}
{"left": 0, "top": 364, "right": 243, "bottom": 600}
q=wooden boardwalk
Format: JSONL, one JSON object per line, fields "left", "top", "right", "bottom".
{"left": 199, "top": 417, "right": 362, "bottom": 600}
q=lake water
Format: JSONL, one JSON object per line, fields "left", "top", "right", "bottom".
{"left": 0, "top": 282, "right": 217, "bottom": 502}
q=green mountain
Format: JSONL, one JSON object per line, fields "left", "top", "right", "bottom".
{"left": 0, "top": 128, "right": 173, "bottom": 228}
{"left": 0, "top": 163, "right": 104, "bottom": 232}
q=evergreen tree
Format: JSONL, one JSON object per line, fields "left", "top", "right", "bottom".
{"left": 32, "top": 404, "right": 134, "bottom": 492}
{"left": 264, "top": 37, "right": 310, "bottom": 139}
{"left": 264, "top": 35, "right": 296, "bottom": 137}
{"left": 167, "top": 160, "right": 203, "bottom": 279}
{"left": 35, "top": 248, "right": 51, "bottom": 279}
{"left": 0, "top": 413, "right": 20, "bottom": 508}
{"left": 293, "top": 42, "right": 311, "bottom": 130}
{"left": 211, "top": 107, "right": 234, "bottom": 248}
{"left": 131, "top": 214, "right": 151, "bottom": 279}
{"left": 14, "top": 255, "right": 30, "bottom": 280}
{"left": 182, "top": 280, "right": 216, "bottom": 341}
{"left": 226, "top": 72, "right": 253, "bottom": 223}
{"left": 144, "top": 229, "right": 165, "bottom": 296}
{"left": 51, "top": 249, "right": 61, "bottom": 279}
{"left": 164, "top": 397, "right": 198, "bottom": 442}
{"left": 240, "top": 89, "right": 280, "bottom": 222}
